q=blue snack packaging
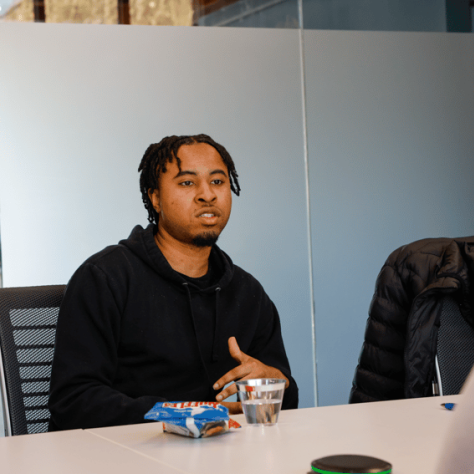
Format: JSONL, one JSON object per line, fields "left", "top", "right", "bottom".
{"left": 144, "top": 401, "right": 241, "bottom": 438}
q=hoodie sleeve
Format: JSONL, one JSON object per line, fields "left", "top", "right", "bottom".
{"left": 48, "top": 262, "right": 164, "bottom": 430}
{"left": 248, "top": 296, "right": 299, "bottom": 410}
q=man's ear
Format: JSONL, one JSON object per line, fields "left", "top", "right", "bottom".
{"left": 148, "top": 188, "right": 161, "bottom": 213}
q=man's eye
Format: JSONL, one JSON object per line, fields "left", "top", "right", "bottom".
{"left": 212, "top": 179, "right": 223, "bottom": 185}
{"left": 180, "top": 181, "right": 193, "bottom": 186}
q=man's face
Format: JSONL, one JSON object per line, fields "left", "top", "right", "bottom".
{"left": 149, "top": 142, "right": 232, "bottom": 247}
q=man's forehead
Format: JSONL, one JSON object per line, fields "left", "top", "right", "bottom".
{"left": 174, "top": 143, "right": 227, "bottom": 171}
{"left": 177, "top": 142, "right": 220, "bottom": 157}
{"left": 156, "top": 143, "right": 228, "bottom": 180}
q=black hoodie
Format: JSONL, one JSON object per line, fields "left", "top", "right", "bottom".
{"left": 48, "top": 224, "right": 298, "bottom": 430}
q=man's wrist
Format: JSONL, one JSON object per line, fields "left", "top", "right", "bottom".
{"left": 268, "top": 366, "right": 289, "bottom": 388}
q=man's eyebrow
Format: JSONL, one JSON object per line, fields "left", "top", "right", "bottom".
{"left": 210, "top": 169, "right": 228, "bottom": 177}
{"left": 174, "top": 169, "right": 228, "bottom": 178}
{"left": 174, "top": 170, "right": 197, "bottom": 178}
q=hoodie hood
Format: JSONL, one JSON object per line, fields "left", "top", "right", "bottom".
{"left": 118, "top": 224, "right": 235, "bottom": 293}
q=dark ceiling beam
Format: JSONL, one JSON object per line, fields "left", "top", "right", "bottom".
{"left": 118, "top": 0, "right": 130, "bottom": 25}
{"left": 33, "top": 0, "right": 45, "bottom": 22}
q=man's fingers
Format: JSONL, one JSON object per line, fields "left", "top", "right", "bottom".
{"left": 219, "top": 401, "right": 243, "bottom": 415}
{"left": 213, "top": 364, "right": 251, "bottom": 391}
{"left": 216, "top": 372, "right": 262, "bottom": 401}
{"left": 215, "top": 382, "right": 238, "bottom": 402}
{"left": 228, "top": 336, "right": 244, "bottom": 363}
{"left": 214, "top": 337, "right": 291, "bottom": 403}
{"left": 214, "top": 337, "right": 269, "bottom": 401}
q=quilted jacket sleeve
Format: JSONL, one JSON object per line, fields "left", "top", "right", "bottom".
{"left": 349, "top": 253, "right": 410, "bottom": 403}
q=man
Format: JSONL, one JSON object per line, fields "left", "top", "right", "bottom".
{"left": 48, "top": 134, "right": 298, "bottom": 430}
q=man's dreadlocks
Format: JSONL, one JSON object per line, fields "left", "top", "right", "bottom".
{"left": 138, "top": 134, "right": 241, "bottom": 225}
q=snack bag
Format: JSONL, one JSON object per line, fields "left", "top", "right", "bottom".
{"left": 144, "top": 401, "right": 241, "bottom": 438}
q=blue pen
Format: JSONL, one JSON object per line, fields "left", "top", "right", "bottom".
{"left": 442, "top": 403, "right": 455, "bottom": 410}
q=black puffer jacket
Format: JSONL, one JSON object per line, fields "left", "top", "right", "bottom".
{"left": 349, "top": 237, "right": 474, "bottom": 403}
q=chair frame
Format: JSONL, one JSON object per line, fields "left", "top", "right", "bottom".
{"left": 0, "top": 285, "right": 66, "bottom": 436}
{"left": 0, "top": 345, "right": 13, "bottom": 436}
{"left": 434, "top": 354, "right": 444, "bottom": 397}
{"left": 432, "top": 295, "right": 474, "bottom": 398}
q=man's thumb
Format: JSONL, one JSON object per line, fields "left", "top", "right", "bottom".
{"left": 228, "top": 336, "right": 243, "bottom": 363}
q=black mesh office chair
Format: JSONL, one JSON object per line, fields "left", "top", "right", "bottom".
{"left": 349, "top": 236, "right": 474, "bottom": 404}
{"left": 434, "top": 295, "right": 474, "bottom": 396}
{"left": 0, "top": 285, "right": 66, "bottom": 436}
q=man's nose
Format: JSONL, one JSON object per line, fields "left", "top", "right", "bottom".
{"left": 196, "top": 183, "right": 216, "bottom": 203}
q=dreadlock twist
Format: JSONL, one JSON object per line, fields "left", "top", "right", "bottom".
{"left": 138, "top": 134, "right": 241, "bottom": 225}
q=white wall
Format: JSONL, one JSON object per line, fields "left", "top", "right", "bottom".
{"left": 0, "top": 24, "right": 315, "bottom": 425}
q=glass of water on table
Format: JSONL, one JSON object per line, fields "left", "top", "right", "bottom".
{"left": 236, "top": 378, "right": 286, "bottom": 426}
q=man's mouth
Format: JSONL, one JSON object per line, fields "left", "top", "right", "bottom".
{"left": 196, "top": 211, "right": 220, "bottom": 225}
{"left": 196, "top": 208, "right": 220, "bottom": 219}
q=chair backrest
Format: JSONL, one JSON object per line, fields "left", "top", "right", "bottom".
{"left": 436, "top": 295, "right": 474, "bottom": 396}
{"left": 0, "top": 285, "right": 66, "bottom": 436}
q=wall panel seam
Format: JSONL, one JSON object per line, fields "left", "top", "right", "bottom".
{"left": 298, "top": 2, "right": 318, "bottom": 407}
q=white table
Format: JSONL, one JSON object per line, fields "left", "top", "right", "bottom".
{"left": 0, "top": 428, "right": 181, "bottom": 473}
{"left": 0, "top": 395, "right": 459, "bottom": 473}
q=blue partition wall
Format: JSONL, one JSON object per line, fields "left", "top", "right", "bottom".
{"left": 304, "top": 30, "right": 474, "bottom": 405}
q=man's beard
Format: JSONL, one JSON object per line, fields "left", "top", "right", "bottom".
{"left": 192, "top": 231, "right": 219, "bottom": 247}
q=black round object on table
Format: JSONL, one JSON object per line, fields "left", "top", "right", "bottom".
{"left": 311, "top": 454, "right": 392, "bottom": 473}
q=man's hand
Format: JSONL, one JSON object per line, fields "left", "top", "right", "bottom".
{"left": 219, "top": 401, "right": 243, "bottom": 415}
{"left": 213, "top": 337, "right": 289, "bottom": 403}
